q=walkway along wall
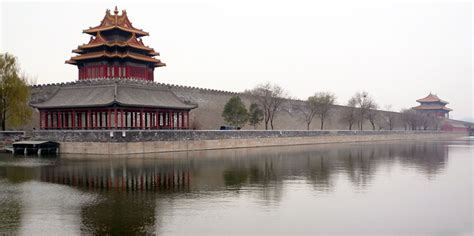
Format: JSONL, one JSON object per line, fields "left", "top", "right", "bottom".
{"left": 31, "top": 130, "right": 466, "bottom": 155}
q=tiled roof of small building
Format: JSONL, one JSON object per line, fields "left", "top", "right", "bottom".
{"left": 30, "top": 80, "right": 197, "bottom": 110}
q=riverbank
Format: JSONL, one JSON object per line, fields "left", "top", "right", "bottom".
{"left": 30, "top": 130, "right": 467, "bottom": 155}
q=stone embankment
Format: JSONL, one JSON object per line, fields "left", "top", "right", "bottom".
{"left": 0, "top": 131, "right": 25, "bottom": 151}
{"left": 31, "top": 130, "right": 466, "bottom": 155}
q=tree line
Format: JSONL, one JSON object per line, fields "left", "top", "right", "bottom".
{"left": 222, "top": 82, "right": 443, "bottom": 131}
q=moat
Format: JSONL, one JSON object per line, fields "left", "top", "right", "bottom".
{"left": 0, "top": 138, "right": 472, "bottom": 235}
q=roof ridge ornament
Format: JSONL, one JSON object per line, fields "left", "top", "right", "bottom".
{"left": 114, "top": 6, "right": 119, "bottom": 15}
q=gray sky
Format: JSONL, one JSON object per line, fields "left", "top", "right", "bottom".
{"left": 1, "top": 0, "right": 472, "bottom": 120}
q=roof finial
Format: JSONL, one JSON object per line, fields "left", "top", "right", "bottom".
{"left": 114, "top": 6, "right": 119, "bottom": 15}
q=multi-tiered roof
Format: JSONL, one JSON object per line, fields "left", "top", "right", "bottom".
{"left": 66, "top": 7, "right": 165, "bottom": 81}
{"left": 413, "top": 93, "right": 452, "bottom": 117}
{"left": 30, "top": 7, "right": 195, "bottom": 131}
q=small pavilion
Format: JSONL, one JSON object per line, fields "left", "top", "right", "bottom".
{"left": 413, "top": 93, "right": 452, "bottom": 118}
{"left": 31, "top": 7, "right": 196, "bottom": 130}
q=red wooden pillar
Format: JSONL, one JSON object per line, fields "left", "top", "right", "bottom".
{"left": 58, "top": 111, "right": 62, "bottom": 130}
{"left": 183, "top": 112, "right": 186, "bottom": 129}
{"left": 86, "top": 111, "right": 90, "bottom": 129}
{"left": 155, "top": 111, "right": 159, "bottom": 129}
{"left": 72, "top": 111, "right": 76, "bottom": 129}
{"left": 44, "top": 112, "right": 48, "bottom": 129}
{"left": 181, "top": 112, "right": 185, "bottom": 129}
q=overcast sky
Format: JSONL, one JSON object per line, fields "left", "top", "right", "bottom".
{"left": 1, "top": 0, "right": 472, "bottom": 120}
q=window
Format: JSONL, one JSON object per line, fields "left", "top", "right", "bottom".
{"left": 107, "top": 67, "right": 110, "bottom": 77}
{"left": 111, "top": 67, "right": 115, "bottom": 77}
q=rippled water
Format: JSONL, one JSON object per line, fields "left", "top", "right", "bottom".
{"left": 0, "top": 138, "right": 472, "bottom": 235}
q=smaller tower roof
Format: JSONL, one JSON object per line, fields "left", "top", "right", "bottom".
{"left": 83, "top": 7, "right": 149, "bottom": 37}
{"left": 416, "top": 93, "right": 448, "bottom": 104}
{"left": 412, "top": 105, "right": 452, "bottom": 112}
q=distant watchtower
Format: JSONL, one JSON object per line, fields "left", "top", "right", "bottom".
{"left": 413, "top": 93, "right": 452, "bottom": 118}
{"left": 66, "top": 7, "right": 165, "bottom": 81}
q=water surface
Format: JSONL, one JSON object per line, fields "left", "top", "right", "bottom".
{"left": 0, "top": 138, "right": 472, "bottom": 235}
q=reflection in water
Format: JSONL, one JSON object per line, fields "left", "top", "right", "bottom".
{"left": 0, "top": 180, "right": 21, "bottom": 235}
{"left": 0, "top": 140, "right": 470, "bottom": 235}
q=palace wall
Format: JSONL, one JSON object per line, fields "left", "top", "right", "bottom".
{"left": 28, "top": 80, "right": 405, "bottom": 131}
{"left": 167, "top": 84, "right": 404, "bottom": 130}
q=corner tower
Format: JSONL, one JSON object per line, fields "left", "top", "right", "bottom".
{"left": 66, "top": 7, "right": 165, "bottom": 81}
{"left": 413, "top": 93, "right": 452, "bottom": 118}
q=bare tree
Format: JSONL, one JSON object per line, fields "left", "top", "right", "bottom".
{"left": 314, "top": 92, "right": 336, "bottom": 130}
{"left": 400, "top": 108, "right": 424, "bottom": 130}
{"left": 247, "top": 82, "right": 287, "bottom": 130}
{"left": 352, "top": 91, "right": 377, "bottom": 130}
{"left": 298, "top": 97, "right": 318, "bottom": 130}
{"left": 382, "top": 105, "right": 397, "bottom": 130}
{"left": 341, "top": 98, "right": 358, "bottom": 130}
{"left": 400, "top": 109, "right": 415, "bottom": 130}
{"left": 418, "top": 113, "right": 440, "bottom": 130}
{"left": 366, "top": 103, "right": 379, "bottom": 130}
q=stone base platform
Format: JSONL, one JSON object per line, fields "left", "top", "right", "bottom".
{"left": 30, "top": 130, "right": 467, "bottom": 155}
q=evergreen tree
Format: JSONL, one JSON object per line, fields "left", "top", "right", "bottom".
{"left": 248, "top": 103, "right": 263, "bottom": 129}
{"left": 222, "top": 96, "right": 248, "bottom": 127}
